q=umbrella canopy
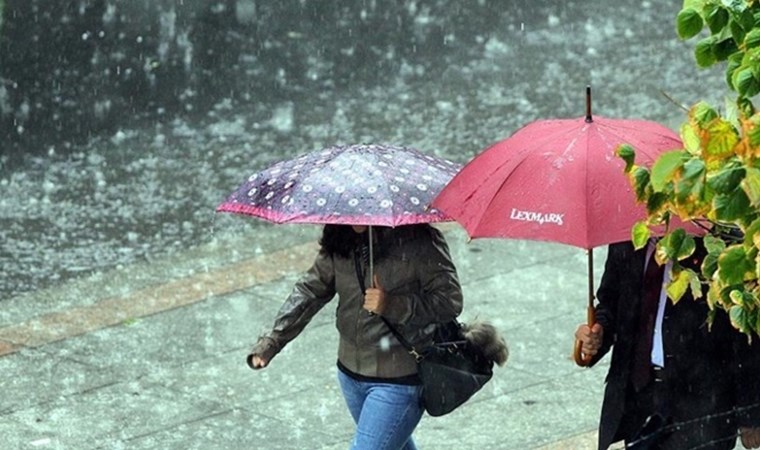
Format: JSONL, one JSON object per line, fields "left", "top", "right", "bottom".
{"left": 217, "top": 143, "right": 462, "bottom": 282}
{"left": 430, "top": 115, "right": 681, "bottom": 249}
{"left": 218, "top": 143, "right": 461, "bottom": 227}
{"left": 430, "top": 88, "right": 693, "bottom": 366}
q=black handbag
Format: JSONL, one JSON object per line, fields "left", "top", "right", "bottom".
{"left": 404, "top": 319, "right": 493, "bottom": 416}
{"left": 353, "top": 253, "right": 493, "bottom": 416}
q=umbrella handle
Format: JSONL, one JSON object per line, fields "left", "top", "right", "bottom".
{"left": 573, "top": 306, "right": 597, "bottom": 367}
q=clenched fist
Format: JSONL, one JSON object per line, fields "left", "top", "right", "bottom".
{"left": 363, "top": 274, "right": 387, "bottom": 315}
{"left": 575, "top": 322, "right": 604, "bottom": 356}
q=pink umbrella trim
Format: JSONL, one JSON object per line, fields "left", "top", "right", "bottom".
{"left": 216, "top": 201, "right": 452, "bottom": 227}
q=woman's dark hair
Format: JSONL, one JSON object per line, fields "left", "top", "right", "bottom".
{"left": 319, "top": 224, "right": 434, "bottom": 259}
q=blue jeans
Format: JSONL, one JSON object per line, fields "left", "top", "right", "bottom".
{"left": 338, "top": 369, "right": 424, "bottom": 450}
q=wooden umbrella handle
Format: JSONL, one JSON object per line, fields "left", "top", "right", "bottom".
{"left": 573, "top": 305, "right": 597, "bottom": 367}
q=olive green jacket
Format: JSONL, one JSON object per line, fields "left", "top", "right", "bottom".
{"left": 249, "top": 227, "right": 463, "bottom": 378}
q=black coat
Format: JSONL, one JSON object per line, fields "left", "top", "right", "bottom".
{"left": 590, "top": 241, "right": 760, "bottom": 450}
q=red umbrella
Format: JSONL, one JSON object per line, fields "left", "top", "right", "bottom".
{"left": 431, "top": 87, "right": 695, "bottom": 366}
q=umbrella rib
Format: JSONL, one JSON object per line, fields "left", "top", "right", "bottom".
{"left": 461, "top": 122, "right": 585, "bottom": 238}
{"left": 471, "top": 154, "right": 535, "bottom": 236}
{"left": 584, "top": 130, "right": 593, "bottom": 250}
{"left": 596, "top": 122, "right": 680, "bottom": 161}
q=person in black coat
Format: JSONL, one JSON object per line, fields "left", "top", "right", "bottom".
{"left": 575, "top": 239, "right": 760, "bottom": 450}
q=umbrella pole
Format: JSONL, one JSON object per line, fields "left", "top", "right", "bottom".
{"left": 368, "top": 225, "right": 374, "bottom": 286}
{"left": 587, "top": 249, "right": 595, "bottom": 311}
{"left": 573, "top": 248, "right": 597, "bottom": 367}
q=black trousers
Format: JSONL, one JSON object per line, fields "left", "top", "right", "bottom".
{"left": 616, "top": 368, "right": 737, "bottom": 450}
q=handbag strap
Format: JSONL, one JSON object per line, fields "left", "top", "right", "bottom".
{"left": 353, "top": 250, "right": 422, "bottom": 360}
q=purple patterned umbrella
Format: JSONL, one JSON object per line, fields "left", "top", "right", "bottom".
{"left": 216, "top": 143, "right": 462, "bottom": 227}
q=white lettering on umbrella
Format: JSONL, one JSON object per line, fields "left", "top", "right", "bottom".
{"left": 509, "top": 208, "right": 564, "bottom": 226}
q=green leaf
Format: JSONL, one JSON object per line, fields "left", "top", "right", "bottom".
{"left": 676, "top": 158, "right": 707, "bottom": 200}
{"left": 746, "top": 28, "right": 760, "bottom": 49}
{"left": 707, "top": 282, "right": 722, "bottom": 309}
{"left": 745, "top": 217, "right": 760, "bottom": 249}
{"left": 707, "top": 5, "right": 730, "bottom": 34}
{"left": 737, "top": 8, "right": 755, "bottom": 31}
{"left": 704, "top": 233, "right": 727, "bottom": 254}
{"left": 632, "top": 221, "right": 650, "bottom": 249}
{"left": 682, "top": 0, "right": 704, "bottom": 10}
{"left": 617, "top": 144, "right": 636, "bottom": 173}
{"left": 695, "top": 36, "right": 718, "bottom": 67}
{"left": 731, "top": 290, "right": 757, "bottom": 309}
{"left": 723, "top": 96, "right": 741, "bottom": 130}
{"left": 725, "top": 0, "right": 748, "bottom": 13}
{"left": 749, "top": 48, "right": 760, "bottom": 79}
{"left": 702, "top": 252, "right": 720, "bottom": 279}
{"left": 713, "top": 187, "right": 751, "bottom": 221}
{"left": 730, "top": 18, "right": 747, "bottom": 47}
{"left": 706, "top": 162, "right": 744, "bottom": 193}
{"left": 746, "top": 114, "right": 760, "bottom": 146}
{"left": 719, "top": 245, "right": 755, "bottom": 285}
{"left": 688, "top": 268, "right": 704, "bottom": 299}
{"left": 727, "top": 53, "right": 744, "bottom": 90}
{"left": 646, "top": 191, "right": 668, "bottom": 215}
{"left": 691, "top": 101, "right": 719, "bottom": 125}
{"left": 714, "top": 37, "right": 739, "bottom": 61}
{"left": 737, "top": 96, "right": 756, "bottom": 117}
{"left": 730, "top": 304, "right": 750, "bottom": 333}
{"left": 733, "top": 67, "right": 760, "bottom": 97}
{"left": 659, "top": 228, "right": 696, "bottom": 262}
{"left": 730, "top": 288, "right": 746, "bottom": 306}
{"left": 650, "top": 151, "right": 685, "bottom": 192}
{"left": 737, "top": 77, "right": 760, "bottom": 97}
{"left": 667, "top": 268, "right": 690, "bottom": 304}
{"left": 742, "top": 167, "right": 760, "bottom": 206}
{"left": 678, "top": 8, "right": 705, "bottom": 39}
{"left": 632, "top": 167, "right": 650, "bottom": 201}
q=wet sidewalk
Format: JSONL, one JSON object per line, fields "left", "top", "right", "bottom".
{"left": 0, "top": 224, "right": 675, "bottom": 449}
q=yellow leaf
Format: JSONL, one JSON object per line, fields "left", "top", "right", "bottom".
{"left": 632, "top": 222, "right": 650, "bottom": 249}
{"left": 688, "top": 268, "right": 703, "bottom": 300}
{"left": 667, "top": 269, "right": 690, "bottom": 304}
{"left": 730, "top": 289, "right": 744, "bottom": 306}
{"left": 680, "top": 121, "right": 701, "bottom": 155}
{"left": 704, "top": 119, "right": 739, "bottom": 162}
{"left": 707, "top": 279, "right": 722, "bottom": 310}
{"left": 743, "top": 167, "right": 760, "bottom": 206}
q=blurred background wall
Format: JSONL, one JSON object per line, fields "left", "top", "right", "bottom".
{"left": 0, "top": 0, "right": 510, "bottom": 156}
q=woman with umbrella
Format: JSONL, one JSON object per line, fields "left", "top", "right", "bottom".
{"left": 220, "top": 144, "right": 469, "bottom": 449}
{"left": 247, "top": 223, "right": 463, "bottom": 450}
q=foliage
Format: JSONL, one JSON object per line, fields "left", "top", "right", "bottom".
{"left": 619, "top": 0, "right": 760, "bottom": 336}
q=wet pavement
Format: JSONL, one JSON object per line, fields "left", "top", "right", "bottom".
{"left": 0, "top": 223, "right": 752, "bottom": 449}
{"left": 0, "top": 0, "right": 728, "bottom": 302}
{"left": 0, "top": 3, "right": 753, "bottom": 449}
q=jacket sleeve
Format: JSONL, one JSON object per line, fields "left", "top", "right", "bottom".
{"left": 588, "top": 243, "right": 624, "bottom": 367}
{"left": 247, "top": 251, "right": 336, "bottom": 367}
{"left": 381, "top": 228, "right": 463, "bottom": 326}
